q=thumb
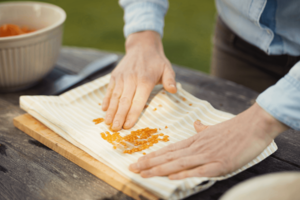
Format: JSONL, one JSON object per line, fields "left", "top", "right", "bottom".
{"left": 162, "top": 66, "right": 177, "bottom": 93}
{"left": 194, "top": 120, "right": 209, "bottom": 132}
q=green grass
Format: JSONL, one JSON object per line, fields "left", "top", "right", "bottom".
{"left": 4, "top": 0, "right": 216, "bottom": 73}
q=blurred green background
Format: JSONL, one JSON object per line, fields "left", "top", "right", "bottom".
{"left": 4, "top": 0, "right": 217, "bottom": 73}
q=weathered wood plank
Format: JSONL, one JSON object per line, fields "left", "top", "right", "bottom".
{"left": 192, "top": 156, "right": 300, "bottom": 200}
{"left": 1, "top": 46, "right": 300, "bottom": 200}
{"left": 273, "top": 129, "right": 300, "bottom": 168}
{"left": 173, "top": 65, "right": 258, "bottom": 114}
{"left": 13, "top": 114, "right": 158, "bottom": 200}
{"left": 172, "top": 64, "right": 300, "bottom": 168}
{"left": 0, "top": 98, "right": 132, "bottom": 200}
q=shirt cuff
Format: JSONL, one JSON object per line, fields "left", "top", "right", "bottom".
{"left": 256, "top": 62, "right": 300, "bottom": 130}
{"left": 120, "top": 1, "right": 168, "bottom": 38}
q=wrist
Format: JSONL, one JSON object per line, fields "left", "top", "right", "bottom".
{"left": 125, "top": 31, "right": 163, "bottom": 54}
{"left": 252, "top": 103, "right": 288, "bottom": 139}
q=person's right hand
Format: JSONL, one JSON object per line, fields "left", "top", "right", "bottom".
{"left": 102, "top": 31, "right": 177, "bottom": 131}
{"left": 128, "top": 103, "right": 288, "bottom": 179}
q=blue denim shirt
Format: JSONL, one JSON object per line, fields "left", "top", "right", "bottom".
{"left": 119, "top": 0, "right": 300, "bottom": 130}
{"left": 257, "top": 61, "right": 300, "bottom": 130}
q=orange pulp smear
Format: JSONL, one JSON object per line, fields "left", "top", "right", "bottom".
{"left": 0, "top": 24, "right": 36, "bottom": 37}
{"left": 100, "top": 127, "right": 169, "bottom": 154}
{"left": 93, "top": 118, "right": 105, "bottom": 125}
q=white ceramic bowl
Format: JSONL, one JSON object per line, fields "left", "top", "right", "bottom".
{"left": 0, "top": 1, "right": 66, "bottom": 92}
{"left": 220, "top": 172, "right": 300, "bottom": 200}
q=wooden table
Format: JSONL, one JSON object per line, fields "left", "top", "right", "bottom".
{"left": 1, "top": 47, "right": 299, "bottom": 200}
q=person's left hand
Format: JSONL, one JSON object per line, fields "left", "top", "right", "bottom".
{"left": 129, "top": 103, "right": 288, "bottom": 179}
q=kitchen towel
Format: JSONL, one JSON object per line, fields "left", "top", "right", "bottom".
{"left": 20, "top": 74, "right": 277, "bottom": 199}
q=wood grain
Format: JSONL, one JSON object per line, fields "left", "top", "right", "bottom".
{"left": 1, "top": 47, "right": 299, "bottom": 200}
{"left": 13, "top": 113, "right": 158, "bottom": 200}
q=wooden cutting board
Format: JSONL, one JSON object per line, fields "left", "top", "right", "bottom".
{"left": 13, "top": 114, "right": 158, "bottom": 200}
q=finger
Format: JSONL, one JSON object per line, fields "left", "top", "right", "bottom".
{"left": 104, "top": 79, "right": 124, "bottom": 125}
{"left": 162, "top": 65, "right": 177, "bottom": 93}
{"left": 102, "top": 78, "right": 115, "bottom": 111}
{"left": 168, "top": 162, "right": 222, "bottom": 180}
{"left": 194, "top": 120, "right": 209, "bottom": 132}
{"left": 139, "top": 154, "right": 209, "bottom": 178}
{"left": 138, "top": 136, "right": 196, "bottom": 162}
{"left": 111, "top": 77, "right": 136, "bottom": 131}
{"left": 122, "top": 77, "right": 155, "bottom": 129}
{"left": 130, "top": 147, "right": 197, "bottom": 173}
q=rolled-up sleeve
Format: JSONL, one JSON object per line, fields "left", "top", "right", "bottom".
{"left": 257, "top": 61, "right": 300, "bottom": 130}
{"left": 119, "top": 0, "right": 169, "bottom": 38}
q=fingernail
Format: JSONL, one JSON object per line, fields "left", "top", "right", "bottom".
{"left": 124, "top": 121, "right": 130, "bottom": 128}
{"left": 129, "top": 163, "right": 140, "bottom": 172}
{"left": 138, "top": 156, "right": 146, "bottom": 162}
{"left": 196, "top": 120, "right": 202, "bottom": 125}
{"left": 169, "top": 84, "right": 175, "bottom": 88}
{"left": 112, "top": 121, "right": 119, "bottom": 129}
{"left": 169, "top": 174, "right": 178, "bottom": 180}
{"left": 105, "top": 114, "right": 112, "bottom": 123}
{"left": 141, "top": 170, "right": 151, "bottom": 178}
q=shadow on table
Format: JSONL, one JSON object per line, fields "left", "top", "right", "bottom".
{"left": 99, "top": 190, "right": 133, "bottom": 200}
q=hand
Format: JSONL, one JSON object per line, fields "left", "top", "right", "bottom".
{"left": 129, "top": 103, "right": 288, "bottom": 179}
{"left": 102, "top": 31, "right": 177, "bottom": 131}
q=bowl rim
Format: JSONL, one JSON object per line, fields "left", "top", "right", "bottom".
{"left": 0, "top": 1, "right": 66, "bottom": 41}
